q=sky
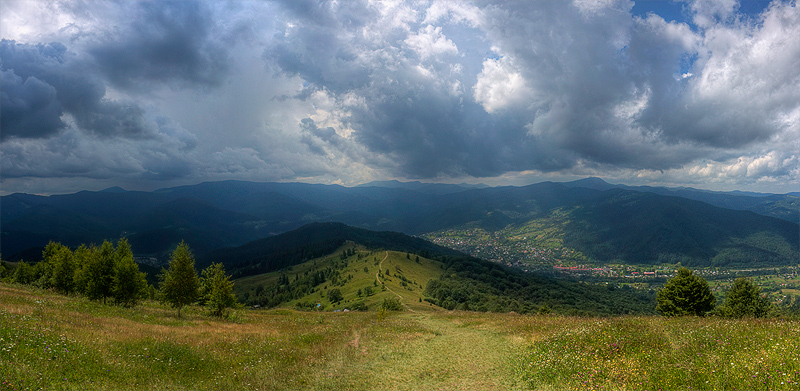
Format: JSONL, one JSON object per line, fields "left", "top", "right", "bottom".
{"left": 1, "top": 0, "right": 798, "bottom": 195}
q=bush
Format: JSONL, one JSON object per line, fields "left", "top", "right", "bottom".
{"left": 380, "top": 297, "right": 404, "bottom": 311}
{"left": 327, "top": 288, "right": 343, "bottom": 303}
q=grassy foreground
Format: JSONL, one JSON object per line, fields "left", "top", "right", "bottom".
{"left": 2, "top": 283, "right": 799, "bottom": 391}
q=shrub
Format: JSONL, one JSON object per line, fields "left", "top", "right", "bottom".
{"left": 380, "top": 297, "right": 404, "bottom": 311}
{"left": 350, "top": 301, "right": 368, "bottom": 311}
{"left": 327, "top": 288, "right": 343, "bottom": 303}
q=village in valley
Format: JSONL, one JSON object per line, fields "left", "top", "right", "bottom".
{"left": 424, "top": 227, "right": 800, "bottom": 302}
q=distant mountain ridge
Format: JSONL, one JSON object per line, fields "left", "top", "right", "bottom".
{"left": 2, "top": 179, "right": 797, "bottom": 268}
{"left": 356, "top": 180, "right": 489, "bottom": 195}
{"left": 564, "top": 177, "right": 798, "bottom": 222}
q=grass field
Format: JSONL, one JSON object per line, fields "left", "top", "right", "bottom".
{"left": 2, "top": 283, "right": 799, "bottom": 390}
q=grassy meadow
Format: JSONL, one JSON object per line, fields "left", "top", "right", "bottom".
{"left": 2, "top": 283, "right": 800, "bottom": 391}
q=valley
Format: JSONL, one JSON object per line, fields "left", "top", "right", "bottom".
{"left": 3, "top": 178, "right": 797, "bottom": 316}
{"left": 424, "top": 224, "right": 800, "bottom": 303}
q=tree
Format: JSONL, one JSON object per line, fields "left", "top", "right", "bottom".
{"left": 656, "top": 267, "right": 716, "bottom": 317}
{"left": 717, "top": 278, "right": 772, "bottom": 318}
{"left": 159, "top": 242, "right": 200, "bottom": 317}
{"left": 83, "top": 241, "right": 116, "bottom": 304}
{"left": 0, "top": 258, "right": 7, "bottom": 280}
{"left": 112, "top": 239, "right": 148, "bottom": 307}
{"left": 44, "top": 242, "right": 75, "bottom": 294}
{"left": 200, "top": 263, "right": 239, "bottom": 317}
{"left": 327, "top": 288, "right": 343, "bottom": 304}
{"left": 72, "top": 245, "right": 93, "bottom": 295}
{"left": 12, "top": 261, "right": 36, "bottom": 285}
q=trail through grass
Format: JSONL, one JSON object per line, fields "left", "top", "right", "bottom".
{"left": 345, "top": 312, "right": 527, "bottom": 390}
{"left": 2, "top": 283, "right": 799, "bottom": 390}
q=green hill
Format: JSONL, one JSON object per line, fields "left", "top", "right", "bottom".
{"left": 225, "top": 223, "right": 656, "bottom": 316}
{"left": 235, "top": 245, "right": 442, "bottom": 312}
{"left": 563, "top": 190, "right": 799, "bottom": 266}
{"left": 200, "top": 222, "right": 463, "bottom": 278}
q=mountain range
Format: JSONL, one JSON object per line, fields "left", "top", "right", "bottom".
{"left": 1, "top": 178, "right": 797, "bottom": 267}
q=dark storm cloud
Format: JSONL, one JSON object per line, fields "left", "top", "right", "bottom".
{"left": 266, "top": 1, "right": 375, "bottom": 92}
{"left": 1, "top": 0, "right": 797, "bottom": 194}
{"left": 0, "top": 39, "right": 161, "bottom": 139}
{"left": 88, "top": 1, "right": 229, "bottom": 89}
{"left": 1, "top": 69, "right": 65, "bottom": 140}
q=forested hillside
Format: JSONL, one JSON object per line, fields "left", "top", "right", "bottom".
{"left": 3, "top": 179, "right": 797, "bottom": 268}
{"left": 221, "top": 223, "right": 655, "bottom": 316}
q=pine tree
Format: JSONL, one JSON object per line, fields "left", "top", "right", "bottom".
{"left": 717, "top": 278, "right": 772, "bottom": 318}
{"left": 159, "top": 241, "right": 200, "bottom": 317}
{"left": 656, "top": 267, "right": 716, "bottom": 317}
{"left": 200, "top": 263, "right": 238, "bottom": 317}
{"left": 112, "top": 239, "right": 148, "bottom": 307}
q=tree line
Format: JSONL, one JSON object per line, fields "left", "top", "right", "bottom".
{"left": 656, "top": 267, "right": 800, "bottom": 318}
{"left": 2, "top": 240, "right": 238, "bottom": 318}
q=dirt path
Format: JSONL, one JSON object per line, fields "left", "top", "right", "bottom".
{"left": 359, "top": 311, "right": 528, "bottom": 390}
{"left": 375, "top": 251, "right": 415, "bottom": 312}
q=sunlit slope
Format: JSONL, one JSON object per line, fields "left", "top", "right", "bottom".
{"left": 235, "top": 245, "right": 445, "bottom": 312}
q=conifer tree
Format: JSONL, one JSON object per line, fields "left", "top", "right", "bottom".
{"left": 112, "top": 239, "right": 148, "bottom": 307}
{"left": 656, "top": 267, "right": 716, "bottom": 317}
{"left": 200, "top": 263, "right": 238, "bottom": 317}
{"left": 717, "top": 278, "right": 772, "bottom": 318}
{"left": 159, "top": 241, "right": 200, "bottom": 317}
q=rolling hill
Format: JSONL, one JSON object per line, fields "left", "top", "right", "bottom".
{"left": 222, "top": 223, "right": 656, "bottom": 315}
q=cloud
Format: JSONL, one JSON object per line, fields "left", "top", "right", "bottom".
{"left": 1, "top": 0, "right": 798, "bottom": 194}
{"left": 405, "top": 25, "right": 459, "bottom": 60}
{"left": 87, "top": 1, "right": 230, "bottom": 89}
{"left": 473, "top": 56, "right": 531, "bottom": 113}
{"left": 0, "top": 39, "right": 162, "bottom": 140}
{"left": 262, "top": 0, "right": 798, "bottom": 183}
{"left": 1, "top": 69, "right": 65, "bottom": 140}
